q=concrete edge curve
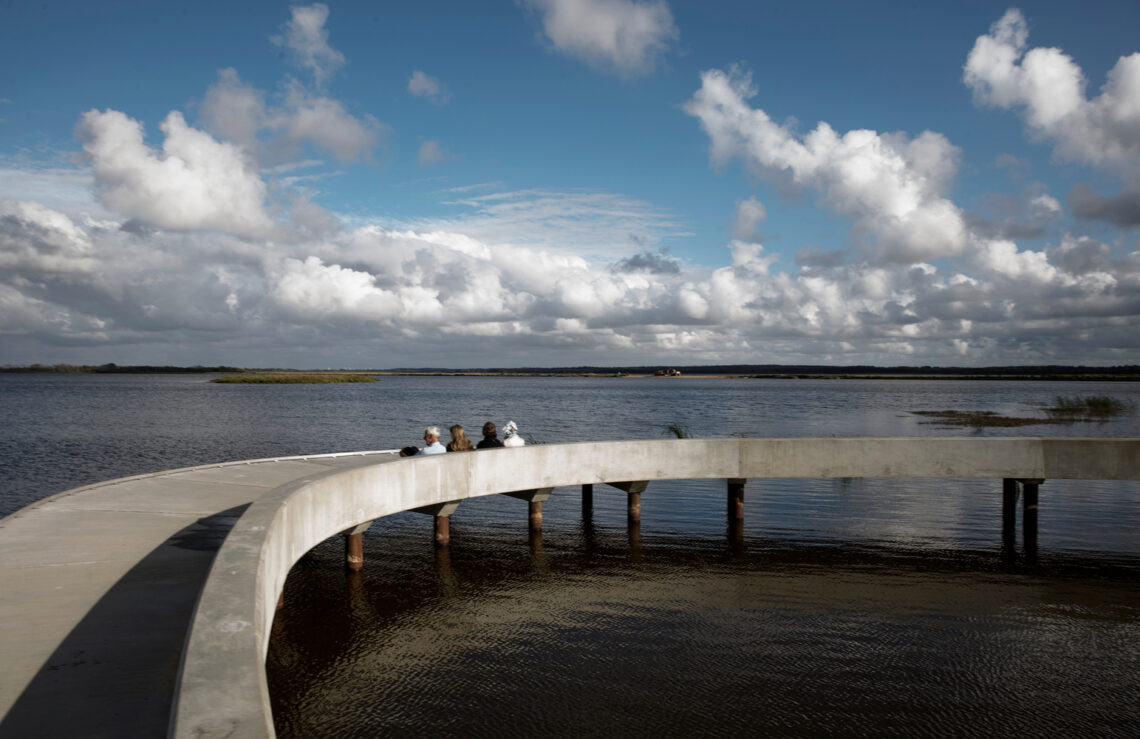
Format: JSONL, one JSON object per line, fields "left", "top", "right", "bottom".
{"left": 170, "top": 437, "right": 1140, "bottom": 738}
{"left": 0, "top": 449, "right": 402, "bottom": 525}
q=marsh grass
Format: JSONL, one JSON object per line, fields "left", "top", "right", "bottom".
{"left": 1046, "top": 395, "right": 1134, "bottom": 417}
{"left": 913, "top": 394, "right": 1134, "bottom": 427}
{"left": 910, "top": 410, "right": 1052, "bottom": 428}
{"left": 663, "top": 422, "right": 693, "bottom": 438}
{"left": 211, "top": 373, "right": 379, "bottom": 384}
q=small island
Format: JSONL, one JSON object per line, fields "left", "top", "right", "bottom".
{"left": 210, "top": 373, "right": 379, "bottom": 384}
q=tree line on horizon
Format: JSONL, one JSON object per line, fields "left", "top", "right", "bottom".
{"left": 5, "top": 363, "right": 1136, "bottom": 376}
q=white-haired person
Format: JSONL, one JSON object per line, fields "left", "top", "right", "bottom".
{"left": 502, "top": 421, "right": 525, "bottom": 447}
{"left": 419, "top": 426, "right": 447, "bottom": 455}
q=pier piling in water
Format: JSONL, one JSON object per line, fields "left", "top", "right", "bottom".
{"left": 410, "top": 501, "right": 462, "bottom": 547}
{"left": 1022, "top": 479, "right": 1042, "bottom": 556}
{"left": 339, "top": 521, "right": 372, "bottom": 571}
{"left": 582, "top": 483, "right": 593, "bottom": 516}
{"left": 503, "top": 488, "right": 554, "bottom": 533}
{"left": 727, "top": 478, "right": 746, "bottom": 522}
{"left": 1002, "top": 478, "right": 1018, "bottom": 536}
{"left": 605, "top": 481, "right": 649, "bottom": 524}
{"left": 434, "top": 515, "right": 450, "bottom": 547}
{"left": 344, "top": 532, "right": 364, "bottom": 571}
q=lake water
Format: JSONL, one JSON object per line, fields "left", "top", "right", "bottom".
{"left": 3, "top": 374, "right": 1140, "bottom": 735}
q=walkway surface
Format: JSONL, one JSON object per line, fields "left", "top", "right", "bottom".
{"left": 0, "top": 451, "right": 397, "bottom": 739}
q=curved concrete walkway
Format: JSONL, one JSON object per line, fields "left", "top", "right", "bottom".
{"left": 1, "top": 438, "right": 1137, "bottom": 738}
{"left": 0, "top": 450, "right": 399, "bottom": 739}
{"left": 174, "top": 437, "right": 1139, "bottom": 738}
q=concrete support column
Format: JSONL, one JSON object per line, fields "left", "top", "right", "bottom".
{"left": 1001, "top": 478, "right": 1018, "bottom": 541}
{"left": 344, "top": 532, "right": 364, "bottom": 572}
{"left": 1001, "top": 478, "right": 1018, "bottom": 560}
{"left": 606, "top": 481, "right": 648, "bottom": 525}
{"left": 529, "top": 529, "right": 545, "bottom": 560}
{"left": 529, "top": 501, "right": 543, "bottom": 532}
{"left": 1002, "top": 478, "right": 1018, "bottom": 529}
{"left": 628, "top": 522, "right": 643, "bottom": 562}
{"left": 582, "top": 483, "right": 593, "bottom": 516}
{"left": 1022, "top": 480, "right": 1041, "bottom": 550}
{"left": 727, "top": 478, "right": 746, "bottom": 522}
{"left": 434, "top": 515, "right": 451, "bottom": 547}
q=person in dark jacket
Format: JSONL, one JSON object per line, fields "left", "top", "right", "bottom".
{"left": 476, "top": 421, "right": 504, "bottom": 449}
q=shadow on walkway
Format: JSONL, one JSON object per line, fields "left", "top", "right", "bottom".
{"left": 0, "top": 505, "right": 249, "bottom": 739}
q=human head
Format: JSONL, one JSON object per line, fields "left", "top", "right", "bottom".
{"left": 504, "top": 420, "right": 518, "bottom": 436}
{"left": 450, "top": 424, "right": 468, "bottom": 443}
{"left": 482, "top": 421, "right": 497, "bottom": 437}
{"left": 424, "top": 426, "right": 440, "bottom": 443}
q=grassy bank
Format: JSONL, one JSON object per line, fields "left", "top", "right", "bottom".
{"left": 211, "top": 373, "right": 379, "bottom": 384}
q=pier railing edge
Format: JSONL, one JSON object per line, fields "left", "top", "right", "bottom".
{"left": 169, "top": 437, "right": 1140, "bottom": 738}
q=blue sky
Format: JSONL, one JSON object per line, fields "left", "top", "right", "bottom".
{"left": 2, "top": 1, "right": 1139, "bottom": 367}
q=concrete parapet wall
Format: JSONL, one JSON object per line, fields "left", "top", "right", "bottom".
{"left": 171, "top": 438, "right": 1140, "bottom": 738}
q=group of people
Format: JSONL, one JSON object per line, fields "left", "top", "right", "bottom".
{"left": 400, "top": 421, "right": 523, "bottom": 457}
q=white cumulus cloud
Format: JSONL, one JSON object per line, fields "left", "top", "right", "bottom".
{"left": 524, "top": 0, "right": 679, "bottom": 79}
{"left": 76, "top": 109, "right": 274, "bottom": 238}
{"left": 964, "top": 8, "right": 1140, "bottom": 185}
{"left": 0, "top": 199, "right": 95, "bottom": 274}
{"left": 684, "top": 67, "right": 967, "bottom": 264}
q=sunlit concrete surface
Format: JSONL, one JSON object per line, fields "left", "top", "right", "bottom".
{"left": 172, "top": 437, "right": 1139, "bottom": 739}
{"left": 0, "top": 451, "right": 399, "bottom": 738}
{"left": 0, "top": 439, "right": 1137, "bottom": 738}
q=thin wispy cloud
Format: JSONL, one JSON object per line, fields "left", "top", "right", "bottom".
{"left": 271, "top": 3, "right": 345, "bottom": 87}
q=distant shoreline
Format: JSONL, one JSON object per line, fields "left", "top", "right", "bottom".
{"left": 3, "top": 364, "right": 1139, "bottom": 381}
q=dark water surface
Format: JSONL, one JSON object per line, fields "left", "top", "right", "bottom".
{"left": 3, "top": 374, "right": 1139, "bottom": 736}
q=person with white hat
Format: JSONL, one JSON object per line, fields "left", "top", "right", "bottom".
{"left": 502, "top": 420, "right": 525, "bottom": 447}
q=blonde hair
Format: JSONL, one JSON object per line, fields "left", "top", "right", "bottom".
{"left": 447, "top": 424, "right": 475, "bottom": 452}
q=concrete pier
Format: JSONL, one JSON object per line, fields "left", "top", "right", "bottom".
{"left": 0, "top": 450, "right": 400, "bottom": 738}
{"left": 1, "top": 438, "right": 1137, "bottom": 739}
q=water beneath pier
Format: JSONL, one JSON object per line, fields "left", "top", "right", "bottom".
{"left": 3, "top": 374, "right": 1139, "bottom": 734}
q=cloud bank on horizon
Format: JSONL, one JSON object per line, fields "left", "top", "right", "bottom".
{"left": 1, "top": 2, "right": 1138, "bottom": 367}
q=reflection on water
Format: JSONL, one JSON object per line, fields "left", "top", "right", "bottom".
{"left": 267, "top": 482, "right": 1140, "bottom": 737}
{"left": 3, "top": 374, "right": 1138, "bottom": 734}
